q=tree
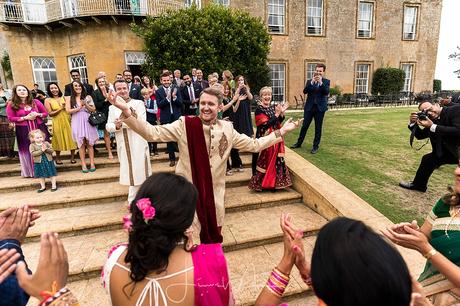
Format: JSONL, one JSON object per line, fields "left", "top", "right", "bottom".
{"left": 433, "top": 79, "right": 442, "bottom": 92}
{"left": 132, "top": 4, "right": 271, "bottom": 94}
{"left": 449, "top": 46, "right": 460, "bottom": 78}
{"left": 371, "top": 68, "right": 405, "bottom": 95}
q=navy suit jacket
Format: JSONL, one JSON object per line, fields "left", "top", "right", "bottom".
{"left": 303, "top": 78, "right": 330, "bottom": 112}
{"left": 180, "top": 84, "right": 201, "bottom": 114}
{"left": 156, "top": 85, "right": 182, "bottom": 124}
{"left": 128, "top": 83, "right": 142, "bottom": 100}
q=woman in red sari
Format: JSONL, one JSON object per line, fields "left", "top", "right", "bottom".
{"left": 249, "top": 86, "right": 291, "bottom": 191}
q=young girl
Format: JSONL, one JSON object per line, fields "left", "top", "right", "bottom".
{"left": 29, "top": 129, "right": 57, "bottom": 192}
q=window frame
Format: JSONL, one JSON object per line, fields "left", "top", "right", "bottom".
{"left": 306, "top": 0, "right": 325, "bottom": 36}
{"left": 402, "top": 3, "right": 420, "bottom": 41}
{"left": 184, "top": 0, "right": 201, "bottom": 8}
{"left": 67, "top": 54, "right": 89, "bottom": 84}
{"left": 400, "top": 62, "right": 416, "bottom": 92}
{"left": 30, "top": 57, "right": 58, "bottom": 90}
{"left": 269, "top": 61, "right": 288, "bottom": 103}
{"left": 124, "top": 51, "right": 146, "bottom": 67}
{"left": 356, "top": 1, "right": 375, "bottom": 39}
{"left": 267, "top": 0, "right": 287, "bottom": 35}
{"left": 214, "top": 0, "right": 229, "bottom": 6}
{"left": 354, "top": 62, "right": 373, "bottom": 94}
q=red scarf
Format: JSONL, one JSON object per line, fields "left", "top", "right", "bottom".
{"left": 185, "top": 116, "right": 223, "bottom": 243}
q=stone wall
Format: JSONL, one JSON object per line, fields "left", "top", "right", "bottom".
{"left": 2, "top": 0, "right": 442, "bottom": 98}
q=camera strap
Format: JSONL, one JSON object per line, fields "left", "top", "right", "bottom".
{"left": 410, "top": 126, "right": 429, "bottom": 151}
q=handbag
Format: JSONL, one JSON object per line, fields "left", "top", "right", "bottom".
{"left": 88, "top": 111, "right": 107, "bottom": 126}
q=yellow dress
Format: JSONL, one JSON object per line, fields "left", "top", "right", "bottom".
{"left": 48, "top": 97, "right": 77, "bottom": 151}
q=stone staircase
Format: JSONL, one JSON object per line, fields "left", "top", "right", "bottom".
{"left": 0, "top": 142, "right": 327, "bottom": 305}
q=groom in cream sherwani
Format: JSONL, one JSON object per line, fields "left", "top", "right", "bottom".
{"left": 106, "top": 80, "right": 152, "bottom": 203}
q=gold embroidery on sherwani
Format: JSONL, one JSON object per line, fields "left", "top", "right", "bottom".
{"left": 218, "top": 133, "right": 228, "bottom": 159}
{"left": 123, "top": 129, "right": 134, "bottom": 186}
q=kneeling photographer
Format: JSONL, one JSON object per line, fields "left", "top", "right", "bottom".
{"left": 399, "top": 101, "right": 460, "bottom": 192}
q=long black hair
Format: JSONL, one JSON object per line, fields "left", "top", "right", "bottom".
{"left": 46, "top": 82, "right": 63, "bottom": 98}
{"left": 311, "top": 217, "right": 412, "bottom": 306}
{"left": 125, "top": 172, "right": 198, "bottom": 283}
{"left": 69, "top": 80, "right": 87, "bottom": 109}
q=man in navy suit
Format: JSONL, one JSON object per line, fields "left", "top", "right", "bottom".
{"left": 123, "top": 70, "right": 142, "bottom": 100}
{"left": 156, "top": 71, "right": 182, "bottom": 166}
{"left": 180, "top": 74, "right": 200, "bottom": 115}
{"left": 291, "top": 63, "right": 330, "bottom": 154}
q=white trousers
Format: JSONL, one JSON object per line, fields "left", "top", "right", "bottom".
{"left": 128, "top": 185, "right": 140, "bottom": 204}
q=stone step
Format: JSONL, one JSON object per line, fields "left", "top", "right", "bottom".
{"left": 0, "top": 159, "right": 252, "bottom": 193}
{"left": 33, "top": 237, "right": 319, "bottom": 306}
{"left": 23, "top": 187, "right": 304, "bottom": 242}
{"left": 0, "top": 153, "right": 252, "bottom": 177}
{"left": 21, "top": 203, "right": 324, "bottom": 281}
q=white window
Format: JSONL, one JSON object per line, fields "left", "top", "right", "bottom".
{"left": 355, "top": 64, "right": 370, "bottom": 93}
{"left": 214, "top": 0, "right": 229, "bottom": 6}
{"left": 307, "top": 0, "right": 323, "bottom": 35}
{"left": 306, "top": 62, "right": 320, "bottom": 81}
{"left": 31, "top": 57, "right": 57, "bottom": 90}
{"left": 184, "top": 0, "right": 201, "bottom": 8}
{"left": 68, "top": 54, "right": 88, "bottom": 84}
{"left": 124, "top": 51, "right": 146, "bottom": 66}
{"left": 357, "top": 1, "right": 373, "bottom": 38}
{"left": 21, "top": 0, "right": 47, "bottom": 23}
{"left": 401, "top": 63, "right": 414, "bottom": 92}
{"left": 403, "top": 6, "right": 417, "bottom": 40}
{"left": 269, "top": 63, "right": 286, "bottom": 102}
{"left": 268, "top": 0, "right": 285, "bottom": 34}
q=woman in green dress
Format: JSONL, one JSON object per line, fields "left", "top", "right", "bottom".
{"left": 383, "top": 160, "right": 460, "bottom": 305}
{"left": 44, "top": 82, "right": 77, "bottom": 164}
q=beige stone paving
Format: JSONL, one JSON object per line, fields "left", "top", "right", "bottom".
{"left": 225, "top": 187, "right": 301, "bottom": 209}
{"left": 0, "top": 182, "right": 129, "bottom": 210}
{"left": 226, "top": 204, "right": 326, "bottom": 244}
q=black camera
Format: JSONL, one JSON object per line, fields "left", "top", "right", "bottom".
{"left": 417, "top": 109, "right": 429, "bottom": 121}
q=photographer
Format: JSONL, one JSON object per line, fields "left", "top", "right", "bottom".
{"left": 399, "top": 101, "right": 460, "bottom": 192}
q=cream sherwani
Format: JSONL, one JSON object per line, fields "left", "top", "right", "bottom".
{"left": 123, "top": 115, "right": 282, "bottom": 232}
{"left": 107, "top": 100, "right": 152, "bottom": 201}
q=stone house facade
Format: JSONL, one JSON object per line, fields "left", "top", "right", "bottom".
{"left": 0, "top": 0, "right": 442, "bottom": 102}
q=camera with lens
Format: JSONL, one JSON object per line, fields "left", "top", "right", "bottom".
{"left": 417, "top": 109, "right": 429, "bottom": 121}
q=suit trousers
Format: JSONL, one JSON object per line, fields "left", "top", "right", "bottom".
{"left": 230, "top": 148, "right": 242, "bottom": 169}
{"left": 297, "top": 104, "right": 326, "bottom": 148}
{"left": 162, "top": 114, "right": 177, "bottom": 161}
{"left": 413, "top": 151, "right": 458, "bottom": 188}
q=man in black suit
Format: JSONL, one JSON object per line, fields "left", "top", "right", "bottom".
{"left": 291, "top": 63, "right": 330, "bottom": 154}
{"left": 64, "top": 69, "right": 94, "bottom": 97}
{"left": 180, "top": 74, "right": 200, "bottom": 115}
{"left": 194, "top": 69, "right": 209, "bottom": 90}
{"left": 399, "top": 101, "right": 460, "bottom": 192}
{"left": 156, "top": 71, "right": 182, "bottom": 167}
{"left": 123, "top": 69, "right": 142, "bottom": 100}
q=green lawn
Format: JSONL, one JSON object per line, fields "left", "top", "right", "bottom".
{"left": 283, "top": 107, "right": 456, "bottom": 223}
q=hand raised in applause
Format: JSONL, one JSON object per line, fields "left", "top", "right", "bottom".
{"left": 0, "top": 206, "right": 31, "bottom": 243}
{"left": 16, "top": 232, "right": 69, "bottom": 300}
{"left": 0, "top": 249, "right": 20, "bottom": 284}
{"left": 107, "top": 90, "right": 132, "bottom": 117}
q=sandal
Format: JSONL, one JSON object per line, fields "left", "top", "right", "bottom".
{"left": 55, "top": 161, "right": 63, "bottom": 165}
{"left": 82, "top": 169, "right": 89, "bottom": 173}
{"left": 70, "top": 160, "right": 77, "bottom": 164}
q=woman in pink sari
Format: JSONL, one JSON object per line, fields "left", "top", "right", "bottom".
{"left": 102, "top": 172, "right": 234, "bottom": 306}
{"left": 6, "top": 84, "right": 49, "bottom": 177}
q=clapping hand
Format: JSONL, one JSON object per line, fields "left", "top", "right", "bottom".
{"left": 172, "top": 88, "right": 177, "bottom": 100}
{"left": 0, "top": 206, "right": 31, "bottom": 243}
{"left": 16, "top": 232, "right": 69, "bottom": 300}
{"left": 238, "top": 94, "right": 248, "bottom": 101}
{"left": 0, "top": 249, "right": 20, "bottom": 283}
{"left": 41, "top": 143, "right": 46, "bottom": 152}
{"left": 381, "top": 224, "right": 431, "bottom": 254}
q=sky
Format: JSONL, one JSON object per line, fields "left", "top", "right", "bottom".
{"left": 434, "top": 0, "right": 460, "bottom": 90}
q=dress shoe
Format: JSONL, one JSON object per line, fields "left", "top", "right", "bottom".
{"left": 398, "top": 181, "right": 427, "bottom": 192}
{"left": 310, "top": 147, "right": 319, "bottom": 154}
{"left": 169, "top": 160, "right": 176, "bottom": 167}
{"left": 290, "top": 143, "right": 301, "bottom": 149}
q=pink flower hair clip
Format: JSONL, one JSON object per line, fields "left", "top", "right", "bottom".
{"left": 122, "top": 213, "right": 133, "bottom": 232}
{"left": 136, "top": 198, "right": 156, "bottom": 224}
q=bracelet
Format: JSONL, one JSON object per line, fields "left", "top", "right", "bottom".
{"left": 265, "top": 267, "right": 290, "bottom": 298}
{"left": 423, "top": 248, "right": 437, "bottom": 259}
